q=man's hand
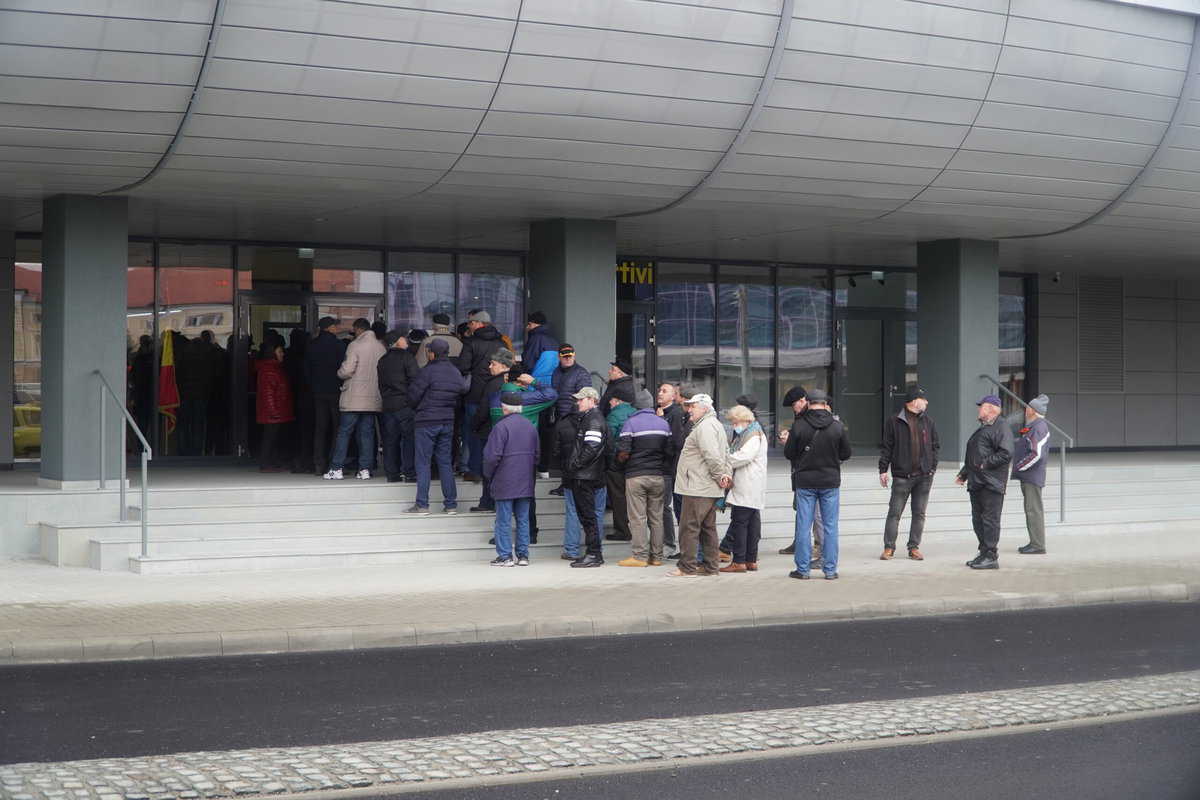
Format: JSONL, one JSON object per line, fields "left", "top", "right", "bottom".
{"left": 879, "top": 472, "right": 889, "bottom": 488}
{"left": 517, "top": 373, "right": 534, "bottom": 386}
{"left": 779, "top": 429, "right": 790, "bottom": 443}
{"left": 955, "top": 476, "right": 966, "bottom": 486}
{"left": 718, "top": 475, "right": 733, "bottom": 489}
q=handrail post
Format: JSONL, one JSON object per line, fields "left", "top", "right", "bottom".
{"left": 140, "top": 450, "right": 150, "bottom": 558}
{"left": 1059, "top": 440, "right": 1066, "bottom": 524}
{"left": 119, "top": 420, "right": 128, "bottom": 522}
{"left": 99, "top": 383, "right": 106, "bottom": 490}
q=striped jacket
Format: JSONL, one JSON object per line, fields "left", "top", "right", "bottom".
{"left": 1013, "top": 417, "right": 1050, "bottom": 488}
{"left": 615, "top": 408, "right": 674, "bottom": 478}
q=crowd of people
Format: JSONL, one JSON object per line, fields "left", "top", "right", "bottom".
{"left": 258, "top": 308, "right": 1053, "bottom": 577}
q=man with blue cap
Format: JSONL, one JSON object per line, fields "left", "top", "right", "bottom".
{"left": 955, "top": 394, "right": 1013, "bottom": 570}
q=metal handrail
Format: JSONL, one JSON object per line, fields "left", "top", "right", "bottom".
{"left": 979, "top": 374, "right": 1070, "bottom": 523}
{"left": 94, "top": 370, "right": 152, "bottom": 557}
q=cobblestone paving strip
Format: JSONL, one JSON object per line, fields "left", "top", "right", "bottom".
{"left": 3, "top": 671, "right": 1199, "bottom": 799}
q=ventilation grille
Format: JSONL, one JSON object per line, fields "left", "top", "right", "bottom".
{"left": 1077, "top": 277, "right": 1124, "bottom": 393}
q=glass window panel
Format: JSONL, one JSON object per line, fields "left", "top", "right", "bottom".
{"left": 126, "top": 243, "right": 155, "bottom": 450}
{"left": 777, "top": 267, "right": 832, "bottom": 411}
{"left": 387, "top": 252, "right": 454, "bottom": 335}
{"left": 459, "top": 254, "right": 524, "bottom": 352}
{"left": 718, "top": 265, "right": 774, "bottom": 434}
{"left": 13, "top": 239, "right": 42, "bottom": 460}
{"left": 157, "top": 245, "right": 234, "bottom": 456}
{"left": 656, "top": 262, "right": 715, "bottom": 397}
{"left": 999, "top": 276, "right": 1027, "bottom": 416}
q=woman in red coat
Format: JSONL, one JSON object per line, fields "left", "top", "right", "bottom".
{"left": 255, "top": 338, "right": 295, "bottom": 472}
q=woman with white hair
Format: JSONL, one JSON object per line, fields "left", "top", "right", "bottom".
{"left": 719, "top": 405, "right": 768, "bottom": 572}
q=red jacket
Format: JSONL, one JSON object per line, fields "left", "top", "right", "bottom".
{"left": 255, "top": 358, "right": 295, "bottom": 424}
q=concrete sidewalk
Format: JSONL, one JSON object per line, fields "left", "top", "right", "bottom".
{"left": 1, "top": 527, "right": 1197, "bottom": 665}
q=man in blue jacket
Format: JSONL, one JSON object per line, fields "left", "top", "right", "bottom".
{"left": 1013, "top": 394, "right": 1051, "bottom": 555}
{"left": 406, "top": 338, "right": 469, "bottom": 515}
{"left": 483, "top": 391, "right": 540, "bottom": 567}
{"left": 551, "top": 344, "right": 592, "bottom": 488}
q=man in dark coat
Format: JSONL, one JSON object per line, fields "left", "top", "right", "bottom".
{"left": 483, "top": 391, "right": 540, "bottom": 567}
{"left": 551, "top": 344, "right": 591, "bottom": 421}
{"left": 456, "top": 310, "right": 505, "bottom": 481}
{"left": 304, "top": 316, "right": 347, "bottom": 475}
{"left": 599, "top": 358, "right": 640, "bottom": 417}
{"left": 956, "top": 394, "right": 1014, "bottom": 570}
{"left": 378, "top": 330, "right": 420, "bottom": 483}
{"left": 469, "top": 348, "right": 516, "bottom": 513}
{"left": 406, "top": 338, "right": 469, "bottom": 514}
{"left": 783, "top": 389, "right": 852, "bottom": 580}
{"left": 566, "top": 387, "right": 609, "bottom": 568}
{"left": 522, "top": 311, "right": 559, "bottom": 371}
{"left": 878, "top": 385, "right": 940, "bottom": 561}
{"left": 1014, "top": 394, "right": 1052, "bottom": 555}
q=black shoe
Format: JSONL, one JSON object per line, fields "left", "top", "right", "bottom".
{"left": 488, "top": 537, "right": 495, "bottom": 545}
{"left": 969, "top": 556, "right": 999, "bottom": 570}
{"left": 402, "top": 475, "right": 418, "bottom": 483}
{"left": 471, "top": 505, "right": 495, "bottom": 513}
{"left": 570, "top": 555, "right": 604, "bottom": 568}
{"left": 788, "top": 570, "right": 811, "bottom": 580}
{"left": 386, "top": 474, "right": 402, "bottom": 483}
{"left": 549, "top": 486, "right": 565, "bottom": 497}
{"left": 1018, "top": 544, "right": 1046, "bottom": 555}
{"left": 530, "top": 535, "right": 538, "bottom": 544}
{"left": 966, "top": 553, "right": 986, "bottom": 567}
{"left": 561, "top": 552, "right": 577, "bottom": 560}
{"left": 824, "top": 572, "right": 839, "bottom": 580}
{"left": 462, "top": 472, "right": 482, "bottom": 483}
{"left": 668, "top": 552, "right": 682, "bottom": 560}
{"left": 779, "top": 543, "right": 795, "bottom": 555}
{"left": 605, "top": 533, "right": 632, "bottom": 541}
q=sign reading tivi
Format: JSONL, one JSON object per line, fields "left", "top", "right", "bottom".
{"left": 617, "top": 261, "right": 654, "bottom": 284}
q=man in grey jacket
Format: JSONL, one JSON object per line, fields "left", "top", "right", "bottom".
{"left": 1013, "top": 394, "right": 1051, "bottom": 555}
{"left": 956, "top": 394, "right": 1014, "bottom": 570}
{"left": 667, "top": 393, "right": 732, "bottom": 577}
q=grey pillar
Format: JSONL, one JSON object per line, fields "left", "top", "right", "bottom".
{"left": 0, "top": 229, "right": 13, "bottom": 468}
{"left": 917, "top": 239, "right": 999, "bottom": 451}
{"left": 527, "top": 219, "right": 617, "bottom": 385}
{"left": 39, "top": 195, "right": 129, "bottom": 487}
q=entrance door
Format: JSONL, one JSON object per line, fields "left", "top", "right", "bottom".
{"left": 835, "top": 311, "right": 909, "bottom": 449}
{"left": 616, "top": 301, "right": 656, "bottom": 394}
{"left": 310, "top": 295, "right": 384, "bottom": 334}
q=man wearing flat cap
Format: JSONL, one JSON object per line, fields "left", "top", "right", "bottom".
{"left": 1013, "top": 394, "right": 1051, "bottom": 555}
{"left": 878, "top": 385, "right": 940, "bottom": 561}
{"left": 955, "top": 394, "right": 1014, "bottom": 570}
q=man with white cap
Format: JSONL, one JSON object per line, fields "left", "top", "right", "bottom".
{"left": 565, "top": 386, "right": 609, "bottom": 568}
{"left": 955, "top": 394, "right": 1014, "bottom": 570}
{"left": 667, "top": 393, "right": 732, "bottom": 577}
{"left": 1013, "top": 393, "right": 1051, "bottom": 555}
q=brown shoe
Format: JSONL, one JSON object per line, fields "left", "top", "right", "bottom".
{"left": 880, "top": 547, "right": 895, "bottom": 561}
{"left": 647, "top": 557, "right": 663, "bottom": 566}
{"left": 618, "top": 557, "right": 648, "bottom": 567}
{"left": 746, "top": 562, "right": 758, "bottom": 572}
{"left": 718, "top": 550, "right": 732, "bottom": 563}
{"left": 908, "top": 548, "right": 924, "bottom": 561}
{"left": 719, "top": 562, "right": 747, "bottom": 573}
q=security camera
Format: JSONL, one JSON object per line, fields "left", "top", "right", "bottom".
{"left": 1052, "top": 272, "right": 1062, "bottom": 284}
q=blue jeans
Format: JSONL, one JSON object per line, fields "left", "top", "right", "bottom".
{"left": 415, "top": 423, "right": 457, "bottom": 509}
{"left": 794, "top": 488, "right": 840, "bottom": 575}
{"left": 494, "top": 497, "right": 531, "bottom": 559}
{"left": 330, "top": 411, "right": 376, "bottom": 471}
{"left": 380, "top": 408, "right": 415, "bottom": 478}
{"left": 562, "top": 486, "right": 607, "bottom": 558}
{"left": 464, "top": 403, "right": 483, "bottom": 476}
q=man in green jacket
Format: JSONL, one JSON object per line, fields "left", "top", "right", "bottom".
{"left": 604, "top": 382, "right": 637, "bottom": 541}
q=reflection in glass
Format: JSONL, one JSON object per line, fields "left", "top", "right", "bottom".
{"left": 718, "top": 265, "right": 774, "bottom": 435}
{"left": 127, "top": 243, "right": 155, "bottom": 448}
{"left": 387, "top": 252, "right": 454, "bottom": 335}
{"left": 999, "top": 276, "right": 1027, "bottom": 416}
{"left": 458, "top": 254, "right": 524, "bottom": 353}
{"left": 777, "top": 268, "right": 832, "bottom": 415}
{"left": 13, "top": 239, "right": 42, "bottom": 460}
{"left": 656, "top": 263, "right": 715, "bottom": 397}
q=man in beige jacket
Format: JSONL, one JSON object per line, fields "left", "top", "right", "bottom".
{"left": 668, "top": 393, "right": 732, "bottom": 577}
{"left": 323, "top": 317, "right": 387, "bottom": 480}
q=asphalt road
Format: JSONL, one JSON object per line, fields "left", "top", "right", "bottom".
{"left": 1, "top": 602, "right": 1197, "bottom": 764}
{"left": 395, "top": 712, "right": 1200, "bottom": 800}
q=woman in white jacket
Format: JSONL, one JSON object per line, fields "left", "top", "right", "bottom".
{"left": 720, "top": 405, "right": 768, "bottom": 573}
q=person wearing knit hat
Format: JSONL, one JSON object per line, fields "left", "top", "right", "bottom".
{"left": 1014, "top": 394, "right": 1051, "bottom": 555}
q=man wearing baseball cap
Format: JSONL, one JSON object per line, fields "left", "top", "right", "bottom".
{"left": 878, "top": 385, "right": 940, "bottom": 561}
{"left": 955, "top": 394, "right": 1014, "bottom": 570}
{"left": 565, "top": 386, "right": 609, "bottom": 567}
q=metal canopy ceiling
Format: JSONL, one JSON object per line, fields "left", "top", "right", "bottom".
{"left": 3, "top": 0, "right": 1200, "bottom": 274}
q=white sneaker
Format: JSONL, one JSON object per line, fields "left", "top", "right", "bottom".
{"left": 536, "top": 471, "right": 550, "bottom": 479}
{"left": 356, "top": 469, "right": 371, "bottom": 480}
{"left": 323, "top": 469, "right": 343, "bottom": 480}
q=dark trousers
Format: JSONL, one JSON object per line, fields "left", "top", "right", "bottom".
{"left": 661, "top": 473, "right": 677, "bottom": 551}
{"left": 969, "top": 488, "right": 1004, "bottom": 559}
{"left": 678, "top": 496, "right": 720, "bottom": 575}
{"left": 726, "top": 505, "right": 761, "bottom": 564}
{"left": 883, "top": 474, "right": 933, "bottom": 550}
{"left": 259, "top": 422, "right": 286, "bottom": 468}
{"left": 311, "top": 393, "right": 340, "bottom": 473}
{"left": 381, "top": 407, "right": 416, "bottom": 479}
{"left": 573, "top": 479, "right": 605, "bottom": 557}
{"left": 605, "top": 468, "right": 630, "bottom": 538}
{"left": 536, "top": 408, "right": 554, "bottom": 472}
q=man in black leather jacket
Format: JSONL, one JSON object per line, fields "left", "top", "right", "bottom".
{"left": 567, "top": 387, "right": 608, "bottom": 568}
{"left": 956, "top": 395, "right": 1014, "bottom": 570}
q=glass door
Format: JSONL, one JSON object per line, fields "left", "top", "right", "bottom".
{"left": 835, "top": 311, "right": 908, "bottom": 449}
{"left": 616, "top": 301, "right": 656, "bottom": 395}
{"left": 310, "top": 294, "right": 385, "bottom": 335}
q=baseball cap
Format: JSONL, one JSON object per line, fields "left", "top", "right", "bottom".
{"left": 904, "top": 385, "right": 928, "bottom": 403}
{"left": 318, "top": 316, "right": 339, "bottom": 329}
{"left": 572, "top": 387, "right": 600, "bottom": 401}
{"left": 558, "top": 343, "right": 576, "bottom": 356}
{"left": 500, "top": 391, "right": 525, "bottom": 406}
{"left": 428, "top": 338, "right": 450, "bottom": 356}
{"left": 977, "top": 394, "right": 1002, "bottom": 407}
{"left": 682, "top": 392, "right": 713, "bottom": 406}
{"left": 807, "top": 389, "right": 830, "bottom": 404}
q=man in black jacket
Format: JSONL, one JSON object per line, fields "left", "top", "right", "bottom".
{"left": 567, "top": 387, "right": 609, "bottom": 568}
{"left": 378, "top": 330, "right": 419, "bottom": 483}
{"left": 878, "top": 385, "right": 940, "bottom": 561}
{"left": 304, "top": 316, "right": 347, "bottom": 475}
{"left": 600, "top": 358, "right": 640, "bottom": 417}
{"left": 406, "top": 338, "right": 469, "bottom": 515}
{"left": 783, "top": 389, "right": 852, "bottom": 580}
{"left": 456, "top": 310, "right": 505, "bottom": 481}
{"left": 956, "top": 394, "right": 1014, "bottom": 570}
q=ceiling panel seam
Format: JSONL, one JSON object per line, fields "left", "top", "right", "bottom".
{"left": 312, "top": 0, "right": 527, "bottom": 220}
{"left": 323, "top": 0, "right": 514, "bottom": 24}
{"left": 1000, "top": 15, "right": 1200, "bottom": 240}
{"left": 614, "top": 0, "right": 795, "bottom": 219}
{"left": 0, "top": 7, "right": 212, "bottom": 27}
{"left": 99, "top": 0, "right": 226, "bottom": 196}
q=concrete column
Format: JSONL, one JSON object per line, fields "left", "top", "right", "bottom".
{"left": 917, "top": 238, "right": 999, "bottom": 451}
{"left": 527, "top": 219, "right": 616, "bottom": 383}
{"left": 0, "top": 229, "right": 13, "bottom": 468}
{"left": 39, "top": 195, "right": 129, "bottom": 487}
